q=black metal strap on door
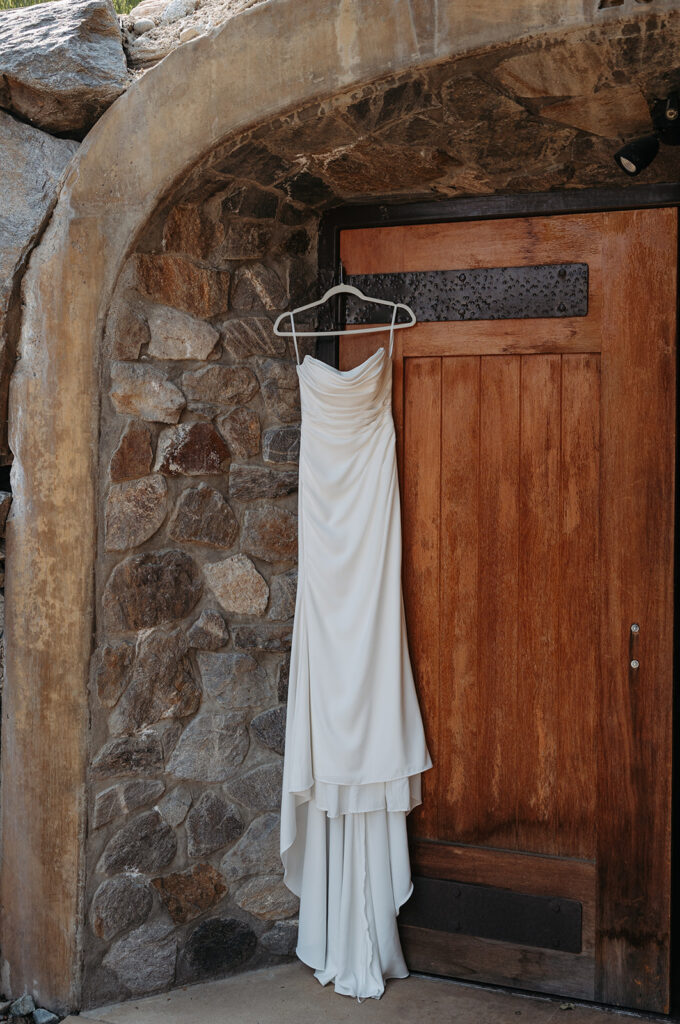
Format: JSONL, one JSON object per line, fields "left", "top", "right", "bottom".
{"left": 340, "top": 263, "right": 589, "bottom": 323}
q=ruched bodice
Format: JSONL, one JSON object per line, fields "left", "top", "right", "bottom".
{"left": 297, "top": 348, "right": 391, "bottom": 434}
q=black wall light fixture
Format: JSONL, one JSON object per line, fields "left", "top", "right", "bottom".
{"left": 614, "top": 90, "right": 680, "bottom": 175}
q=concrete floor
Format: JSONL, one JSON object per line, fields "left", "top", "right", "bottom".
{"left": 63, "top": 962, "right": 677, "bottom": 1024}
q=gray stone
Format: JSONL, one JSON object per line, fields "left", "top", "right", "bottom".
{"left": 203, "top": 554, "right": 268, "bottom": 616}
{"left": 233, "top": 875, "right": 299, "bottom": 920}
{"left": 231, "top": 263, "right": 287, "bottom": 312}
{"left": 166, "top": 712, "right": 249, "bottom": 781}
{"left": 32, "top": 1010, "right": 59, "bottom": 1024}
{"left": 91, "top": 733, "right": 164, "bottom": 778}
{"left": 159, "top": 0, "right": 196, "bottom": 24}
{"left": 109, "top": 421, "right": 154, "bottom": 482}
{"left": 197, "top": 651, "right": 272, "bottom": 708}
{"left": 110, "top": 362, "right": 185, "bottom": 424}
{"left": 224, "top": 762, "right": 283, "bottom": 813}
{"left": 98, "top": 810, "right": 177, "bottom": 874}
{"left": 276, "top": 655, "right": 290, "bottom": 703}
{"left": 154, "top": 422, "right": 230, "bottom": 476}
{"left": 0, "top": 0, "right": 128, "bottom": 136}
{"left": 109, "top": 627, "right": 201, "bottom": 735}
{"left": 229, "top": 465, "right": 298, "bottom": 501}
{"left": 215, "top": 407, "right": 260, "bottom": 461}
{"left": 104, "top": 474, "right": 168, "bottom": 551}
{"left": 9, "top": 995, "right": 34, "bottom": 1016}
{"left": 251, "top": 705, "right": 286, "bottom": 755}
{"left": 262, "top": 425, "right": 300, "bottom": 465}
{"left": 151, "top": 862, "right": 227, "bottom": 924}
{"left": 267, "top": 569, "right": 297, "bottom": 620}
{"left": 232, "top": 624, "right": 293, "bottom": 654}
{"left": 147, "top": 304, "right": 219, "bottom": 360}
{"left": 222, "top": 182, "right": 278, "bottom": 219}
{"left": 102, "top": 918, "right": 177, "bottom": 996}
{"left": 220, "top": 318, "right": 285, "bottom": 359}
{"left": 181, "top": 917, "right": 257, "bottom": 980}
{"left": 219, "top": 813, "right": 281, "bottom": 882}
{"left": 103, "top": 549, "right": 202, "bottom": 633}
{"left": 181, "top": 365, "right": 259, "bottom": 407}
{"left": 260, "top": 918, "right": 298, "bottom": 956}
{"left": 93, "top": 778, "right": 165, "bottom": 829}
{"left": 168, "top": 483, "right": 238, "bottom": 548}
{"left": 157, "top": 783, "right": 193, "bottom": 827}
{"left": 222, "top": 220, "right": 273, "bottom": 260}
{"left": 133, "top": 17, "right": 155, "bottom": 34}
{"left": 94, "top": 641, "right": 134, "bottom": 708}
{"left": 255, "top": 359, "right": 300, "bottom": 423}
{"left": 89, "top": 875, "right": 154, "bottom": 941}
{"left": 185, "top": 791, "right": 244, "bottom": 858}
{"left": 241, "top": 504, "right": 297, "bottom": 562}
{"left": 187, "top": 609, "right": 230, "bottom": 651}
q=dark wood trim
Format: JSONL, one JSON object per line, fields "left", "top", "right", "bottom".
{"left": 316, "top": 183, "right": 680, "bottom": 1018}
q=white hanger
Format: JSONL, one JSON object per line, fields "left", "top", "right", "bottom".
{"left": 273, "top": 283, "right": 416, "bottom": 339}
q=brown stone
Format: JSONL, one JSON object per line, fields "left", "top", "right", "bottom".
{"left": 136, "top": 252, "right": 231, "bottom": 318}
{"left": 262, "top": 424, "right": 300, "bottom": 465}
{"left": 94, "top": 641, "right": 134, "bottom": 708}
{"left": 168, "top": 483, "right": 238, "bottom": 548}
{"left": 108, "top": 304, "right": 150, "bottom": 361}
{"left": 241, "top": 504, "right": 297, "bottom": 562}
{"left": 91, "top": 733, "right": 164, "bottom": 778}
{"left": 203, "top": 554, "right": 269, "bottom": 616}
{"left": 108, "top": 627, "right": 201, "bottom": 735}
{"left": 110, "top": 421, "right": 154, "bottom": 482}
{"left": 152, "top": 863, "right": 227, "bottom": 925}
{"left": 220, "top": 318, "right": 285, "bottom": 359}
{"left": 231, "top": 263, "right": 287, "bottom": 313}
{"left": 181, "top": 365, "right": 259, "bottom": 407}
{"left": 0, "top": 491, "right": 11, "bottom": 536}
{"left": 102, "top": 549, "right": 202, "bottom": 633}
{"left": 233, "top": 875, "right": 298, "bottom": 920}
{"left": 222, "top": 182, "right": 278, "bottom": 219}
{"left": 231, "top": 624, "right": 293, "bottom": 654}
{"left": 110, "top": 362, "right": 185, "bottom": 423}
{"left": 147, "top": 304, "right": 220, "bottom": 361}
{"left": 276, "top": 654, "right": 290, "bottom": 703}
{"left": 187, "top": 609, "right": 230, "bottom": 651}
{"left": 154, "top": 423, "right": 230, "bottom": 476}
{"left": 254, "top": 360, "right": 300, "bottom": 423}
{"left": 104, "top": 475, "right": 168, "bottom": 551}
{"left": 215, "top": 407, "right": 260, "bottom": 461}
{"left": 229, "top": 464, "right": 297, "bottom": 501}
{"left": 162, "top": 204, "right": 225, "bottom": 260}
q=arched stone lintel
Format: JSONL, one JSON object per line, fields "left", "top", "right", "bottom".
{"left": 0, "top": 0, "right": 664, "bottom": 1010}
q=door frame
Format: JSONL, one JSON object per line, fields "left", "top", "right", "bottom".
{"left": 317, "top": 182, "right": 680, "bottom": 1018}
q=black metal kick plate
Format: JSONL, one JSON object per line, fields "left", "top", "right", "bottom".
{"left": 343, "top": 263, "right": 589, "bottom": 323}
{"left": 399, "top": 875, "right": 583, "bottom": 953}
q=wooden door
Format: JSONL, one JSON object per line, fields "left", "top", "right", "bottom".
{"left": 338, "top": 210, "right": 676, "bottom": 1013}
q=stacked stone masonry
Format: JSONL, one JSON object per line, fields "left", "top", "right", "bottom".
{"left": 87, "top": 174, "right": 318, "bottom": 1003}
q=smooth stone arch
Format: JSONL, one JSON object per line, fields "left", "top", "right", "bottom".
{"left": 0, "top": 0, "right": 653, "bottom": 1011}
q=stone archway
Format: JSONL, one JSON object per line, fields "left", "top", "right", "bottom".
{"left": 2, "top": 0, "right": 679, "bottom": 1012}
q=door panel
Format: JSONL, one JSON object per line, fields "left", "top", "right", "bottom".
{"left": 338, "top": 210, "right": 676, "bottom": 1012}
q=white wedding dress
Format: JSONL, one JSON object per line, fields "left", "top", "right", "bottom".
{"left": 279, "top": 308, "right": 433, "bottom": 1001}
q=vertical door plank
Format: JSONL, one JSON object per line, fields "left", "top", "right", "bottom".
{"left": 477, "top": 355, "right": 520, "bottom": 848}
{"left": 439, "top": 356, "right": 480, "bottom": 842}
{"left": 402, "top": 357, "right": 441, "bottom": 840}
{"left": 558, "top": 354, "right": 600, "bottom": 860}
{"left": 516, "top": 355, "right": 561, "bottom": 854}
{"left": 597, "top": 209, "right": 676, "bottom": 1010}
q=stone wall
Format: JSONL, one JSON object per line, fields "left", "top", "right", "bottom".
{"left": 83, "top": 167, "right": 319, "bottom": 1003}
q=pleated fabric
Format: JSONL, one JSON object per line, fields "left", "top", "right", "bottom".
{"left": 280, "top": 339, "right": 432, "bottom": 1001}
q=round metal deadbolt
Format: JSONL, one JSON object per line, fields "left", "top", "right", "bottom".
{"left": 630, "top": 623, "right": 640, "bottom": 634}
{"left": 631, "top": 659, "right": 640, "bottom": 670}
